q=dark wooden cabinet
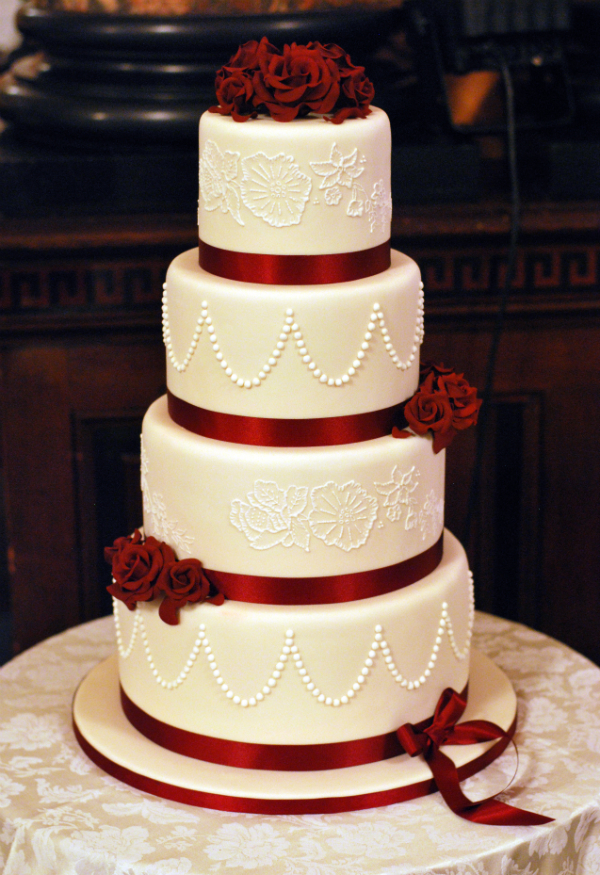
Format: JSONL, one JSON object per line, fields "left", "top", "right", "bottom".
{"left": 1, "top": 203, "right": 599, "bottom": 664}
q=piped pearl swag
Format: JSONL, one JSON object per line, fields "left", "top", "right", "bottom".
{"left": 114, "top": 572, "right": 474, "bottom": 703}
{"left": 162, "top": 284, "right": 425, "bottom": 385}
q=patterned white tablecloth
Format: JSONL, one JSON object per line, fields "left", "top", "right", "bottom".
{"left": 1, "top": 612, "right": 600, "bottom": 875}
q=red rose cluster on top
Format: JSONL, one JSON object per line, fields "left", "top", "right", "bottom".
{"left": 398, "top": 362, "right": 482, "bottom": 454}
{"left": 209, "top": 37, "right": 374, "bottom": 123}
{"left": 104, "top": 530, "right": 224, "bottom": 626}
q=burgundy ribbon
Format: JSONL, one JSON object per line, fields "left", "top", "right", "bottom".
{"left": 199, "top": 239, "right": 390, "bottom": 285}
{"left": 206, "top": 536, "right": 443, "bottom": 605}
{"left": 119, "top": 681, "right": 467, "bottom": 771}
{"left": 73, "top": 710, "right": 516, "bottom": 814}
{"left": 168, "top": 392, "right": 403, "bottom": 447}
{"left": 397, "top": 687, "right": 553, "bottom": 826}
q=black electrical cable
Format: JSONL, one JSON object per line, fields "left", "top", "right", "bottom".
{"left": 462, "top": 50, "right": 521, "bottom": 548}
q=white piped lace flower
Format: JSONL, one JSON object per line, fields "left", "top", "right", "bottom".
{"left": 141, "top": 438, "right": 195, "bottom": 554}
{"left": 230, "top": 482, "right": 311, "bottom": 552}
{"left": 114, "top": 573, "right": 475, "bottom": 703}
{"left": 240, "top": 153, "right": 312, "bottom": 227}
{"left": 366, "top": 180, "right": 393, "bottom": 233}
{"left": 310, "top": 144, "right": 366, "bottom": 191}
{"left": 199, "top": 140, "right": 244, "bottom": 226}
{"left": 375, "top": 466, "right": 420, "bottom": 527}
{"left": 162, "top": 292, "right": 425, "bottom": 383}
{"left": 308, "top": 481, "right": 378, "bottom": 552}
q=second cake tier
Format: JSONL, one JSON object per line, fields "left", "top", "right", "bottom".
{"left": 142, "top": 395, "right": 445, "bottom": 581}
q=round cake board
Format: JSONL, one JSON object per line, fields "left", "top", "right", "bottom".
{"left": 72, "top": 649, "right": 517, "bottom": 814}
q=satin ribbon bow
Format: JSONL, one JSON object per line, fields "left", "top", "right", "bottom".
{"left": 397, "top": 688, "right": 553, "bottom": 826}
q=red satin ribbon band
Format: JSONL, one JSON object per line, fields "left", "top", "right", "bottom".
{"left": 167, "top": 392, "right": 404, "bottom": 447}
{"left": 119, "top": 683, "right": 468, "bottom": 772}
{"left": 199, "top": 239, "right": 391, "bottom": 285}
{"left": 72, "top": 715, "right": 514, "bottom": 815}
{"left": 207, "top": 536, "right": 443, "bottom": 605}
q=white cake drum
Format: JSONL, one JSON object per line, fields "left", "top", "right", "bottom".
{"left": 72, "top": 648, "right": 518, "bottom": 815}
{"left": 198, "top": 108, "right": 392, "bottom": 285}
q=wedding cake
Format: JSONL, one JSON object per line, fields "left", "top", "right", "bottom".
{"left": 73, "top": 39, "right": 520, "bottom": 816}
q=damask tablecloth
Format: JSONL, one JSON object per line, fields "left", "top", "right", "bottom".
{"left": 1, "top": 612, "right": 600, "bottom": 875}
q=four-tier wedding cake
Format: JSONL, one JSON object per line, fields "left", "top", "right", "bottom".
{"left": 73, "top": 39, "right": 519, "bottom": 815}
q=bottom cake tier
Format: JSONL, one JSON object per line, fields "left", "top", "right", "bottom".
{"left": 113, "top": 530, "right": 473, "bottom": 754}
{"left": 72, "top": 647, "right": 517, "bottom": 814}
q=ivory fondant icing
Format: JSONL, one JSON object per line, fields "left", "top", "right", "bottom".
{"left": 199, "top": 108, "right": 391, "bottom": 256}
{"left": 92, "top": 87, "right": 494, "bottom": 810}
{"left": 141, "top": 395, "right": 445, "bottom": 578}
{"left": 164, "top": 248, "right": 423, "bottom": 418}
{"left": 116, "top": 530, "right": 473, "bottom": 745}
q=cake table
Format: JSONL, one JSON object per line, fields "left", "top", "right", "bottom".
{"left": 0, "top": 612, "right": 599, "bottom": 873}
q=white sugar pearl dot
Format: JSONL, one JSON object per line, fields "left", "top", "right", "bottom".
{"left": 225, "top": 367, "right": 232, "bottom": 376}
{"left": 333, "top": 699, "right": 340, "bottom": 707}
{"left": 342, "top": 375, "right": 350, "bottom": 383}
{"left": 320, "top": 374, "right": 328, "bottom": 383}
{"left": 318, "top": 694, "right": 325, "bottom": 703}
{"left": 233, "top": 696, "right": 241, "bottom": 704}
{"left": 348, "top": 689, "right": 355, "bottom": 698}
{"left": 365, "top": 658, "right": 373, "bottom": 668}
{"left": 286, "top": 308, "right": 294, "bottom": 316}
{"left": 341, "top": 696, "right": 348, "bottom": 704}
{"left": 272, "top": 349, "right": 281, "bottom": 359}
{"left": 256, "top": 692, "right": 264, "bottom": 701}
{"left": 353, "top": 359, "right": 361, "bottom": 369}
{"left": 241, "top": 699, "right": 248, "bottom": 707}
{"left": 327, "top": 377, "right": 335, "bottom": 386}
{"left": 312, "top": 688, "right": 320, "bottom": 697}
{"left": 262, "top": 686, "right": 271, "bottom": 695}
{"left": 353, "top": 683, "right": 360, "bottom": 692}
{"left": 268, "top": 357, "right": 276, "bottom": 366}
{"left": 252, "top": 377, "right": 261, "bottom": 387}
{"left": 249, "top": 698, "right": 256, "bottom": 706}
{"left": 226, "top": 691, "right": 233, "bottom": 699}
{"left": 268, "top": 678, "right": 276, "bottom": 687}
{"left": 272, "top": 670, "right": 281, "bottom": 679}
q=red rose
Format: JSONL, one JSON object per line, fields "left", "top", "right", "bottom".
{"left": 212, "top": 69, "right": 256, "bottom": 122}
{"left": 404, "top": 372, "right": 455, "bottom": 453}
{"left": 104, "top": 529, "right": 142, "bottom": 566}
{"left": 222, "top": 38, "right": 269, "bottom": 72}
{"left": 253, "top": 42, "right": 340, "bottom": 121}
{"left": 419, "top": 361, "right": 456, "bottom": 383}
{"left": 438, "top": 373, "right": 482, "bottom": 430}
{"left": 108, "top": 536, "right": 175, "bottom": 610}
{"left": 331, "top": 68, "right": 374, "bottom": 123}
{"left": 157, "top": 559, "right": 225, "bottom": 625}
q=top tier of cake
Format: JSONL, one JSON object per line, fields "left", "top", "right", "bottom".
{"left": 198, "top": 108, "right": 391, "bottom": 260}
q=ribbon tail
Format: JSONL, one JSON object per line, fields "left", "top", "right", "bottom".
{"left": 429, "top": 747, "right": 553, "bottom": 827}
